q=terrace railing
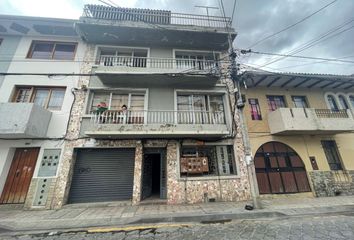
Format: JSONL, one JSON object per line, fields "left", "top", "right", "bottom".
{"left": 83, "top": 4, "right": 231, "bottom": 28}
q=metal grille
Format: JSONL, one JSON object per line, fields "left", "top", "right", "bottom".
{"left": 68, "top": 148, "right": 135, "bottom": 204}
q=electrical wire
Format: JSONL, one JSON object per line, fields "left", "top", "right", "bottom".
{"left": 247, "top": 0, "right": 338, "bottom": 48}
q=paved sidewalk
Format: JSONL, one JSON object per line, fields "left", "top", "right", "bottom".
{"left": 0, "top": 195, "right": 353, "bottom": 235}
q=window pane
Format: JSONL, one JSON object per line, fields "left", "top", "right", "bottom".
{"left": 180, "top": 146, "right": 236, "bottom": 177}
{"left": 53, "top": 44, "right": 76, "bottom": 60}
{"left": 30, "top": 42, "right": 54, "bottom": 59}
{"left": 292, "top": 96, "right": 308, "bottom": 108}
{"left": 321, "top": 140, "right": 343, "bottom": 170}
{"left": 338, "top": 95, "right": 349, "bottom": 109}
{"left": 91, "top": 92, "right": 110, "bottom": 112}
{"left": 15, "top": 88, "right": 32, "bottom": 102}
{"left": 33, "top": 89, "right": 50, "bottom": 108}
{"left": 209, "top": 95, "right": 224, "bottom": 112}
{"left": 177, "top": 95, "right": 192, "bottom": 111}
{"left": 350, "top": 96, "right": 354, "bottom": 109}
{"left": 267, "top": 96, "right": 286, "bottom": 111}
{"left": 110, "top": 94, "right": 129, "bottom": 110}
{"left": 193, "top": 95, "right": 207, "bottom": 111}
{"left": 48, "top": 89, "right": 65, "bottom": 110}
{"left": 327, "top": 95, "right": 339, "bottom": 111}
{"left": 249, "top": 98, "right": 262, "bottom": 120}
{"left": 130, "top": 95, "right": 145, "bottom": 111}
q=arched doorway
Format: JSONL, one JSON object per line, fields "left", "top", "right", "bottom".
{"left": 254, "top": 142, "right": 311, "bottom": 194}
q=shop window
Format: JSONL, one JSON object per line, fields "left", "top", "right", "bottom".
{"left": 180, "top": 145, "right": 236, "bottom": 177}
{"left": 266, "top": 95, "right": 286, "bottom": 111}
{"left": 27, "top": 41, "right": 77, "bottom": 60}
{"left": 248, "top": 98, "right": 262, "bottom": 120}
{"left": 292, "top": 96, "right": 309, "bottom": 108}
{"left": 13, "top": 87, "right": 66, "bottom": 110}
{"left": 321, "top": 140, "right": 343, "bottom": 170}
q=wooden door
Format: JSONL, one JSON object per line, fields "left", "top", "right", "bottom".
{"left": 0, "top": 148, "right": 39, "bottom": 204}
{"left": 255, "top": 142, "right": 311, "bottom": 194}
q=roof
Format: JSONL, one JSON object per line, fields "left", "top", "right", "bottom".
{"left": 241, "top": 70, "right": 354, "bottom": 90}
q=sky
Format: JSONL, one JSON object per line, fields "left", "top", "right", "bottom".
{"left": 0, "top": 0, "right": 353, "bottom": 75}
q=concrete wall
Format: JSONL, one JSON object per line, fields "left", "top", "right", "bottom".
{"left": 0, "top": 35, "right": 21, "bottom": 87}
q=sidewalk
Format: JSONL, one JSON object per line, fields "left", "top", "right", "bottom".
{"left": 0, "top": 195, "right": 354, "bottom": 235}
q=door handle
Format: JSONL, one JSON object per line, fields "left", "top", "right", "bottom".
{"left": 15, "top": 170, "right": 20, "bottom": 177}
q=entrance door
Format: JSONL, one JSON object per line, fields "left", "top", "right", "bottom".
{"left": 255, "top": 142, "right": 311, "bottom": 194}
{"left": 141, "top": 150, "right": 166, "bottom": 200}
{"left": 0, "top": 148, "right": 39, "bottom": 204}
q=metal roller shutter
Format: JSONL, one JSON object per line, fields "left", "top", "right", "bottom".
{"left": 68, "top": 148, "right": 135, "bottom": 204}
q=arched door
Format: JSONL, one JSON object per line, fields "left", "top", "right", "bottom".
{"left": 254, "top": 142, "right": 311, "bottom": 194}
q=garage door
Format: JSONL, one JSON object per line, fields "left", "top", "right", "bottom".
{"left": 68, "top": 148, "right": 135, "bottom": 204}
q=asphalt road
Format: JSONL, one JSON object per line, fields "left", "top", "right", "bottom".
{"left": 3, "top": 213, "right": 354, "bottom": 240}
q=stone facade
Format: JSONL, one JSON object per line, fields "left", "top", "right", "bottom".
{"left": 309, "top": 170, "right": 354, "bottom": 197}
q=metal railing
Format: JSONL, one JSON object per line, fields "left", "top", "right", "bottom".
{"left": 90, "top": 110, "right": 225, "bottom": 125}
{"left": 99, "top": 55, "right": 219, "bottom": 71}
{"left": 314, "top": 109, "right": 349, "bottom": 118}
{"left": 83, "top": 4, "right": 231, "bottom": 28}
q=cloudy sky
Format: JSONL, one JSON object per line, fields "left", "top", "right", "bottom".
{"left": 1, "top": 0, "right": 353, "bottom": 75}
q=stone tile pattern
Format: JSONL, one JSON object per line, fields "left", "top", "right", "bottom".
{"left": 309, "top": 170, "right": 354, "bottom": 197}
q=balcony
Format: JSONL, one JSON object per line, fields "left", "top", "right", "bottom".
{"left": 268, "top": 108, "right": 354, "bottom": 135}
{"left": 0, "top": 103, "right": 52, "bottom": 138}
{"left": 75, "top": 5, "right": 235, "bottom": 50}
{"left": 80, "top": 110, "right": 230, "bottom": 139}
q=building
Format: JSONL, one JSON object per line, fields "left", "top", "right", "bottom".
{"left": 0, "top": 5, "right": 252, "bottom": 209}
{"left": 0, "top": 15, "right": 86, "bottom": 208}
{"left": 242, "top": 70, "right": 354, "bottom": 197}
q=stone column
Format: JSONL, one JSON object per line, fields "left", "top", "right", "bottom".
{"left": 132, "top": 141, "right": 143, "bottom": 205}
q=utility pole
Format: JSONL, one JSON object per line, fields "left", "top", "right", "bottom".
{"left": 225, "top": 14, "right": 262, "bottom": 209}
{"left": 195, "top": 5, "right": 219, "bottom": 27}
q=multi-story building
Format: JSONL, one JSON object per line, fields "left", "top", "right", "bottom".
{"left": 0, "top": 15, "right": 86, "bottom": 208}
{"left": 242, "top": 71, "right": 354, "bottom": 197}
{"left": 0, "top": 6, "right": 252, "bottom": 209}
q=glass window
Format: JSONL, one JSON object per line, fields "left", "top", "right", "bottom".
{"left": 249, "top": 98, "right": 262, "bottom": 120}
{"left": 53, "top": 44, "right": 76, "bottom": 60}
{"left": 14, "top": 87, "right": 65, "bottom": 110}
{"left": 292, "top": 96, "right": 308, "bottom": 108}
{"left": 91, "top": 92, "right": 110, "bottom": 112}
{"left": 350, "top": 95, "right": 354, "bottom": 109}
{"left": 30, "top": 42, "right": 54, "bottom": 59}
{"left": 28, "top": 41, "right": 77, "bottom": 60}
{"left": 90, "top": 92, "right": 145, "bottom": 112}
{"left": 338, "top": 95, "right": 349, "bottom": 109}
{"left": 327, "top": 95, "right": 339, "bottom": 111}
{"left": 177, "top": 94, "right": 224, "bottom": 124}
{"left": 321, "top": 140, "right": 343, "bottom": 170}
{"left": 47, "top": 89, "right": 65, "bottom": 110}
{"left": 110, "top": 94, "right": 129, "bottom": 110}
{"left": 267, "top": 95, "right": 286, "bottom": 111}
{"left": 130, "top": 95, "right": 145, "bottom": 111}
{"left": 180, "top": 145, "right": 236, "bottom": 177}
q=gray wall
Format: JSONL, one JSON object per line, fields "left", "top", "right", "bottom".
{"left": 148, "top": 87, "right": 174, "bottom": 111}
{"left": 0, "top": 36, "right": 21, "bottom": 88}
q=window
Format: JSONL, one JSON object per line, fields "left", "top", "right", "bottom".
{"left": 27, "top": 41, "right": 77, "bottom": 60}
{"left": 180, "top": 145, "right": 236, "bottom": 177}
{"left": 321, "top": 140, "right": 343, "bottom": 170}
{"left": 327, "top": 95, "right": 339, "bottom": 111}
{"left": 350, "top": 95, "right": 354, "bottom": 109}
{"left": 248, "top": 98, "right": 262, "bottom": 120}
{"left": 292, "top": 96, "right": 308, "bottom": 108}
{"left": 266, "top": 95, "right": 286, "bottom": 111}
{"left": 175, "top": 51, "right": 218, "bottom": 70}
{"left": 14, "top": 87, "right": 66, "bottom": 110}
{"left": 338, "top": 95, "right": 349, "bottom": 109}
{"left": 90, "top": 91, "right": 145, "bottom": 112}
{"left": 98, "top": 48, "right": 148, "bottom": 67}
{"left": 177, "top": 94, "right": 224, "bottom": 124}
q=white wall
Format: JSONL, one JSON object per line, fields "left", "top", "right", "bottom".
{"left": 0, "top": 35, "right": 87, "bottom": 137}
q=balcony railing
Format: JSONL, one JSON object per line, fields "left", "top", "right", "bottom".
{"left": 314, "top": 109, "right": 349, "bottom": 118}
{"left": 90, "top": 110, "right": 225, "bottom": 125}
{"left": 99, "top": 55, "right": 219, "bottom": 71}
{"left": 83, "top": 4, "right": 231, "bottom": 28}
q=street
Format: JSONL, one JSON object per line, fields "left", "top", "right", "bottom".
{"left": 4, "top": 213, "right": 354, "bottom": 240}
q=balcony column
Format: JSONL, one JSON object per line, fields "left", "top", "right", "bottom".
{"left": 132, "top": 140, "right": 143, "bottom": 205}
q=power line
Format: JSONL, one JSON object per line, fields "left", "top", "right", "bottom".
{"left": 247, "top": 0, "right": 338, "bottom": 48}
{"left": 241, "top": 50, "right": 354, "bottom": 64}
{"left": 259, "top": 18, "right": 354, "bottom": 67}
{"left": 231, "top": 0, "right": 237, "bottom": 25}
